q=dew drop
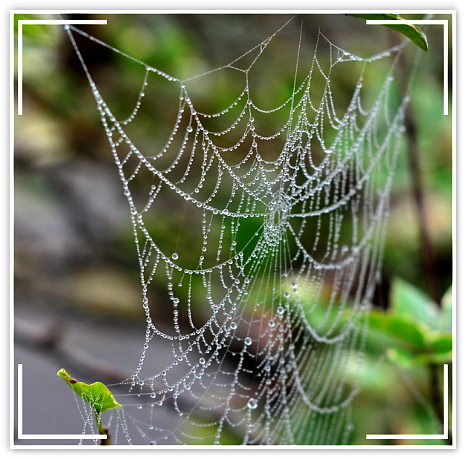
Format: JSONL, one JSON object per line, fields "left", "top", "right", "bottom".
{"left": 172, "top": 252, "right": 179, "bottom": 260}
{"left": 244, "top": 337, "right": 252, "bottom": 346}
{"left": 247, "top": 398, "right": 258, "bottom": 409}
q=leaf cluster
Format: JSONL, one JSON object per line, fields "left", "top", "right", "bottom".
{"left": 367, "top": 278, "right": 452, "bottom": 367}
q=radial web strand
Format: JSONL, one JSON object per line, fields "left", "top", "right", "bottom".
{"left": 64, "top": 17, "right": 411, "bottom": 445}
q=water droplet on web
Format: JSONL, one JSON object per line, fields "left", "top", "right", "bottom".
{"left": 247, "top": 398, "right": 258, "bottom": 409}
{"left": 172, "top": 252, "right": 179, "bottom": 260}
{"left": 245, "top": 337, "right": 252, "bottom": 346}
{"left": 199, "top": 357, "right": 206, "bottom": 365}
{"left": 277, "top": 306, "right": 285, "bottom": 316}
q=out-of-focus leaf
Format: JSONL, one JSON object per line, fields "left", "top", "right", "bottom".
{"left": 387, "top": 345, "right": 451, "bottom": 367}
{"left": 426, "top": 332, "right": 452, "bottom": 355}
{"left": 367, "top": 278, "right": 452, "bottom": 366}
{"left": 390, "top": 277, "right": 439, "bottom": 331}
{"left": 367, "top": 310, "right": 427, "bottom": 351}
{"left": 386, "top": 346, "right": 418, "bottom": 368}
{"left": 439, "top": 285, "right": 453, "bottom": 331}
{"left": 347, "top": 13, "right": 428, "bottom": 52}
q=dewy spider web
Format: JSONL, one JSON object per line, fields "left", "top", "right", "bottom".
{"left": 64, "top": 15, "right": 411, "bottom": 445}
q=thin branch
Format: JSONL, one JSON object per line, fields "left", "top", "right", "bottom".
{"left": 404, "top": 107, "right": 442, "bottom": 306}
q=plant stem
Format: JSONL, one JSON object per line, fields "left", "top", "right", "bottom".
{"left": 95, "top": 411, "right": 111, "bottom": 445}
{"left": 404, "top": 108, "right": 442, "bottom": 306}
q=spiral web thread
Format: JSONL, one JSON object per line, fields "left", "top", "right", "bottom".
{"left": 64, "top": 17, "right": 410, "bottom": 445}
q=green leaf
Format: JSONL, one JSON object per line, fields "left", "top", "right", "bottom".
{"left": 386, "top": 345, "right": 451, "bottom": 367}
{"left": 426, "top": 331, "right": 453, "bottom": 355}
{"left": 366, "top": 278, "right": 452, "bottom": 365}
{"left": 367, "top": 310, "right": 427, "bottom": 351}
{"left": 386, "top": 346, "right": 418, "bottom": 368}
{"left": 390, "top": 277, "right": 439, "bottom": 331}
{"left": 439, "top": 285, "right": 453, "bottom": 331}
{"left": 347, "top": 13, "right": 428, "bottom": 52}
{"left": 57, "top": 368, "right": 121, "bottom": 414}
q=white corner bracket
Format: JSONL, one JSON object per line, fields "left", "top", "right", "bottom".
{"left": 16, "top": 364, "right": 107, "bottom": 443}
{"left": 366, "top": 363, "right": 450, "bottom": 441}
{"left": 365, "top": 19, "right": 449, "bottom": 116}
{"left": 16, "top": 18, "right": 107, "bottom": 116}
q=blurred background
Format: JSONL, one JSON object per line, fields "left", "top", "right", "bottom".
{"left": 13, "top": 12, "right": 453, "bottom": 446}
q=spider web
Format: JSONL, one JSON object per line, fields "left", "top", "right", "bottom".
{"left": 64, "top": 15, "right": 411, "bottom": 446}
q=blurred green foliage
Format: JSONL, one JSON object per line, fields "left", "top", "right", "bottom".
{"left": 14, "top": 13, "right": 58, "bottom": 46}
{"left": 351, "top": 278, "right": 452, "bottom": 445}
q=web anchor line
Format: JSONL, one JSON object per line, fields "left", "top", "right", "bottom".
{"left": 64, "top": 17, "right": 410, "bottom": 445}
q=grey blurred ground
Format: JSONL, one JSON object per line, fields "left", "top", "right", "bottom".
{"left": 12, "top": 154, "right": 209, "bottom": 446}
{"left": 14, "top": 284, "right": 147, "bottom": 445}
{"left": 13, "top": 156, "right": 153, "bottom": 446}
